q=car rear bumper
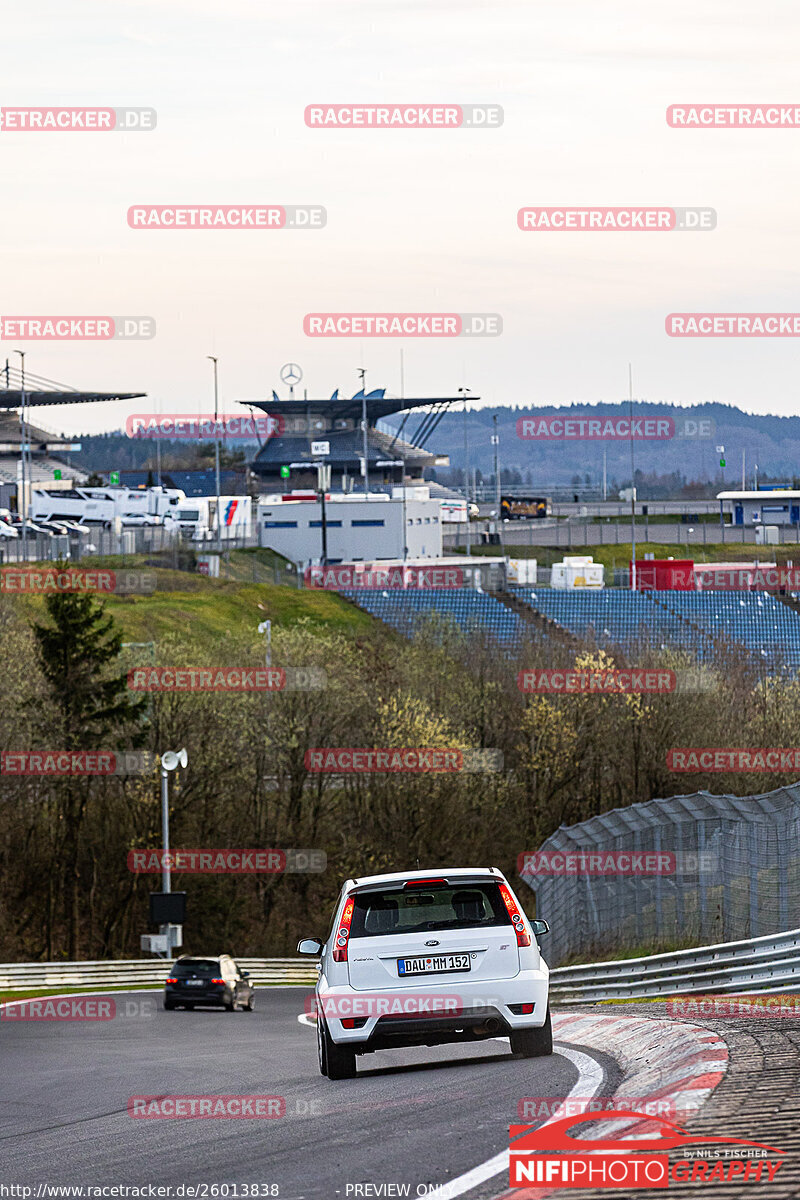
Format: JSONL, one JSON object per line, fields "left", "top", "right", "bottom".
{"left": 318, "top": 970, "right": 549, "bottom": 1046}
{"left": 165, "top": 987, "right": 231, "bottom": 1005}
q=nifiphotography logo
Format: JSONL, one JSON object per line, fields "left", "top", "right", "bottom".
{"left": 508, "top": 1110, "right": 785, "bottom": 1188}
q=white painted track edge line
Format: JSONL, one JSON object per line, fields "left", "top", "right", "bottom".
{"left": 423, "top": 1046, "right": 604, "bottom": 1200}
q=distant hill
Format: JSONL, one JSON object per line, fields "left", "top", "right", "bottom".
{"left": 383, "top": 402, "right": 800, "bottom": 495}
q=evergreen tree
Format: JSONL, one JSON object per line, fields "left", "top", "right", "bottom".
{"left": 30, "top": 578, "right": 148, "bottom": 957}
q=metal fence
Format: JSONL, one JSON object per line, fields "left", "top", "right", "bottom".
{"left": 0, "top": 957, "right": 318, "bottom": 992}
{"left": 520, "top": 783, "right": 800, "bottom": 968}
{"left": 549, "top": 927, "right": 800, "bottom": 1002}
{"left": 444, "top": 520, "right": 800, "bottom": 551}
{"left": 0, "top": 528, "right": 269, "bottom": 567}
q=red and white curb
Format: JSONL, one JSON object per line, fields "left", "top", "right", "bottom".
{"left": 425, "top": 1011, "right": 728, "bottom": 1200}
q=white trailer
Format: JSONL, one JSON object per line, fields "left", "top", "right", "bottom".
{"left": 175, "top": 495, "right": 252, "bottom": 541}
{"left": 32, "top": 488, "right": 118, "bottom": 526}
{"left": 31, "top": 486, "right": 186, "bottom": 527}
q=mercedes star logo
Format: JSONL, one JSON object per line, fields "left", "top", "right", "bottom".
{"left": 280, "top": 362, "right": 303, "bottom": 385}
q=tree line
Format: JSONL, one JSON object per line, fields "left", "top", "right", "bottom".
{"left": 0, "top": 584, "right": 795, "bottom": 961}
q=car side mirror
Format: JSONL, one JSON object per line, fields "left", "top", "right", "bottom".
{"left": 531, "top": 919, "right": 550, "bottom": 937}
{"left": 297, "top": 937, "right": 324, "bottom": 956}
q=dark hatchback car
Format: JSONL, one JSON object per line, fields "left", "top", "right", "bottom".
{"left": 164, "top": 955, "right": 254, "bottom": 1011}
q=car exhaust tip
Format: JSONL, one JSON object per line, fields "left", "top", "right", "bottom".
{"left": 475, "top": 1017, "right": 501, "bottom": 1036}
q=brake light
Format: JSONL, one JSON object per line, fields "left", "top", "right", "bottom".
{"left": 166, "top": 977, "right": 177, "bottom": 984}
{"left": 333, "top": 897, "right": 355, "bottom": 962}
{"left": 404, "top": 878, "right": 446, "bottom": 888}
{"left": 498, "top": 883, "right": 531, "bottom": 947}
{"left": 211, "top": 978, "right": 225, "bottom": 984}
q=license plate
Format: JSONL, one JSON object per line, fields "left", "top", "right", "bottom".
{"left": 398, "top": 954, "right": 471, "bottom": 976}
{"left": 184, "top": 979, "right": 205, "bottom": 987}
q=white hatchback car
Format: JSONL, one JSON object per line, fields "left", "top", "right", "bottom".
{"left": 298, "top": 867, "right": 551, "bottom": 1079}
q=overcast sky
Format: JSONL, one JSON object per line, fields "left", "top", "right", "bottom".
{"left": 3, "top": 0, "right": 800, "bottom": 437}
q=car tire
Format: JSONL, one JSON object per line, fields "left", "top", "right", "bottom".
{"left": 243, "top": 994, "right": 255, "bottom": 1011}
{"left": 319, "top": 1016, "right": 356, "bottom": 1080}
{"left": 164, "top": 1001, "right": 175, "bottom": 1011}
{"left": 316, "top": 1015, "right": 328, "bottom": 1077}
{"left": 510, "top": 1007, "right": 553, "bottom": 1057}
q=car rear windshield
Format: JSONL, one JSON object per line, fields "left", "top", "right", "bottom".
{"left": 173, "top": 959, "right": 218, "bottom": 975}
{"left": 348, "top": 882, "right": 513, "bottom": 938}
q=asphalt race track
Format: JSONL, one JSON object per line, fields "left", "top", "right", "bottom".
{"left": 0, "top": 989, "right": 601, "bottom": 1200}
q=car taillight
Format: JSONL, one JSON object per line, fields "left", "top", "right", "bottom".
{"left": 404, "top": 878, "right": 447, "bottom": 888}
{"left": 333, "top": 897, "right": 355, "bottom": 962}
{"left": 166, "top": 977, "right": 177, "bottom": 984}
{"left": 498, "top": 883, "right": 531, "bottom": 947}
{"left": 211, "top": 978, "right": 225, "bottom": 984}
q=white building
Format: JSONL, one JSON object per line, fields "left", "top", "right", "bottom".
{"left": 257, "top": 493, "right": 442, "bottom": 564}
{"left": 717, "top": 490, "right": 800, "bottom": 527}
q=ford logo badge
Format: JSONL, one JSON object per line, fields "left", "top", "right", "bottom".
{"left": 425, "top": 939, "right": 440, "bottom": 946}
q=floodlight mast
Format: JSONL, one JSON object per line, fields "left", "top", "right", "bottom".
{"left": 159, "top": 749, "right": 187, "bottom": 957}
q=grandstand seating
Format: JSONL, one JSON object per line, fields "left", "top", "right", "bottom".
{"left": 512, "top": 587, "right": 800, "bottom": 671}
{"left": 654, "top": 590, "right": 800, "bottom": 670}
{"left": 339, "top": 588, "right": 531, "bottom": 648}
{"left": 340, "top": 585, "right": 800, "bottom": 672}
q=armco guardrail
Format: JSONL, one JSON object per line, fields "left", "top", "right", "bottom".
{"left": 3, "top": 930, "right": 800, "bottom": 999}
{"left": 0, "top": 958, "right": 318, "bottom": 992}
{"left": 549, "top": 927, "right": 800, "bottom": 1003}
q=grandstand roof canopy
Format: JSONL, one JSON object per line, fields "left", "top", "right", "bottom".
{"left": 243, "top": 389, "right": 476, "bottom": 424}
{"left": 0, "top": 363, "right": 145, "bottom": 409}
